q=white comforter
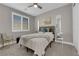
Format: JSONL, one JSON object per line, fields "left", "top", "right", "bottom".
{"left": 19, "top": 32, "right": 54, "bottom": 56}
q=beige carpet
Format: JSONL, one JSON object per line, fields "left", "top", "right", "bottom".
{"left": 0, "top": 42, "right": 78, "bottom": 56}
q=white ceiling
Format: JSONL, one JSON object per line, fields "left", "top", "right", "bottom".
{"left": 3, "top": 3, "right": 68, "bottom": 16}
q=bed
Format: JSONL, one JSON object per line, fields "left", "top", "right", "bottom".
{"left": 19, "top": 32, "right": 54, "bottom": 56}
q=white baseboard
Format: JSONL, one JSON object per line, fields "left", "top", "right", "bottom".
{"left": 55, "top": 40, "right": 74, "bottom": 46}
{"left": 73, "top": 44, "right": 79, "bottom": 55}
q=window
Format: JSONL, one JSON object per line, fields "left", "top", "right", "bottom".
{"left": 12, "top": 12, "right": 29, "bottom": 32}
{"left": 22, "top": 17, "right": 29, "bottom": 31}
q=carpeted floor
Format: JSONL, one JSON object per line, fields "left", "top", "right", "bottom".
{"left": 0, "top": 42, "right": 78, "bottom": 56}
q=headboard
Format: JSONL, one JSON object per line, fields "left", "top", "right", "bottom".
{"left": 39, "top": 26, "right": 55, "bottom": 34}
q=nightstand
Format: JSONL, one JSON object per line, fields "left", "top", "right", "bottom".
{"left": 16, "top": 37, "right": 20, "bottom": 43}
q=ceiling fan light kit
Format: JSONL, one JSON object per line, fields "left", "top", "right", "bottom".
{"left": 27, "top": 3, "right": 42, "bottom": 9}
{"left": 34, "top": 4, "right": 38, "bottom": 8}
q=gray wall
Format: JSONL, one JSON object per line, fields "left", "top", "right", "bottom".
{"left": 35, "top": 4, "right": 73, "bottom": 43}
{"left": 0, "top": 4, "right": 73, "bottom": 43}
{"left": 0, "top": 4, "right": 35, "bottom": 39}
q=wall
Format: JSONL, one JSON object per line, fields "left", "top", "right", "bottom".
{"left": 73, "top": 3, "right": 79, "bottom": 54}
{"left": 0, "top": 4, "right": 73, "bottom": 44}
{"left": 0, "top": 4, "right": 35, "bottom": 39}
{"left": 35, "top": 4, "right": 73, "bottom": 43}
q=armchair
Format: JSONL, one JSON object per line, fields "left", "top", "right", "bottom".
{"left": 0, "top": 33, "right": 15, "bottom": 47}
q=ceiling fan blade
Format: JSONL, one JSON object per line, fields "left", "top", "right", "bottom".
{"left": 24, "top": 8, "right": 28, "bottom": 10}
{"left": 37, "top": 5, "right": 42, "bottom": 9}
{"left": 28, "top": 5, "right": 33, "bottom": 8}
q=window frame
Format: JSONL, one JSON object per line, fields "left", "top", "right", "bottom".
{"left": 12, "top": 12, "right": 30, "bottom": 32}
{"left": 22, "top": 15, "right": 30, "bottom": 31}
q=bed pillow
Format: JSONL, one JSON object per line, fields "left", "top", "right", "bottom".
{"left": 43, "top": 28, "right": 48, "bottom": 32}
{"left": 39, "top": 27, "right": 48, "bottom": 32}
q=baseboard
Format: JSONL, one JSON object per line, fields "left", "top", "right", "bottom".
{"left": 73, "top": 44, "right": 79, "bottom": 55}
{"left": 55, "top": 40, "right": 74, "bottom": 46}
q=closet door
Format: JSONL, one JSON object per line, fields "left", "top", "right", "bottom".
{"left": 78, "top": 4, "right": 79, "bottom": 54}
{"left": 73, "top": 3, "right": 79, "bottom": 53}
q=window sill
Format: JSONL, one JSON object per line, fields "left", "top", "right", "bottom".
{"left": 12, "top": 30, "right": 30, "bottom": 32}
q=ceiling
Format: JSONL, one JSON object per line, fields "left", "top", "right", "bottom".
{"left": 3, "top": 3, "right": 68, "bottom": 16}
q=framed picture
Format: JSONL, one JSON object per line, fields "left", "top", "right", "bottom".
{"left": 39, "top": 16, "right": 52, "bottom": 27}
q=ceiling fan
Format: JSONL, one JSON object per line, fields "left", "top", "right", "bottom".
{"left": 27, "top": 3, "right": 42, "bottom": 9}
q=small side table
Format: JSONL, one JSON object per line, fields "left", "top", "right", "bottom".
{"left": 57, "top": 38, "right": 63, "bottom": 44}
